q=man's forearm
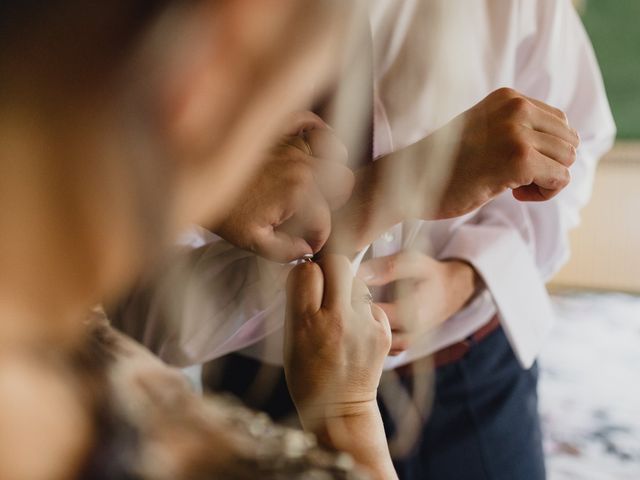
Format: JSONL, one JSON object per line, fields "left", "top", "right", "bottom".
{"left": 328, "top": 132, "right": 459, "bottom": 254}
{"left": 328, "top": 158, "right": 405, "bottom": 254}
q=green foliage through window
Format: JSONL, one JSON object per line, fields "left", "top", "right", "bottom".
{"left": 582, "top": 1, "right": 640, "bottom": 139}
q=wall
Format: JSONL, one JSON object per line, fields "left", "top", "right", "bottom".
{"left": 551, "top": 142, "right": 640, "bottom": 292}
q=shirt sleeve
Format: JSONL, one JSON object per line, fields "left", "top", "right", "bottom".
{"left": 439, "top": 0, "right": 615, "bottom": 368}
{"left": 111, "top": 237, "right": 289, "bottom": 368}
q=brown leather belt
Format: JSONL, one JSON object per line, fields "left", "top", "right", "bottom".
{"left": 432, "top": 314, "right": 501, "bottom": 369}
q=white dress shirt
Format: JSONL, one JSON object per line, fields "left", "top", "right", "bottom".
{"left": 135, "top": 0, "right": 615, "bottom": 370}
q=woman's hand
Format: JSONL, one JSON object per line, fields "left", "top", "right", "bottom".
{"left": 284, "top": 254, "right": 397, "bottom": 479}
{"left": 284, "top": 254, "right": 391, "bottom": 423}
{"left": 215, "top": 112, "right": 353, "bottom": 262}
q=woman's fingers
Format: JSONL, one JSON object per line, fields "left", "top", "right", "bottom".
{"left": 376, "top": 302, "right": 401, "bottom": 331}
{"left": 371, "top": 303, "right": 392, "bottom": 355}
{"left": 286, "top": 261, "right": 324, "bottom": 317}
{"left": 256, "top": 227, "right": 314, "bottom": 262}
{"left": 283, "top": 110, "right": 329, "bottom": 136}
{"left": 278, "top": 182, "right": 332, "bottom": 253}
{"left": 371, "top": 303, "right": 391, "bottom": 334}
{"left": 351, "top": 277, "right": 374, "bottom": 316}
{"left": 389, "top": 332, "right": 411, "bottom": 355}
{"left": 285, "top": 117, "right": 353, "bottom": 211}
{"left": 306, "top": 127, "right": 348, "bottom": 164}
{"left": 312, "top": 160, "right": 355, "bottom": 210}
{"left": 317, "top": 254, "right": 353, "bottom": 311}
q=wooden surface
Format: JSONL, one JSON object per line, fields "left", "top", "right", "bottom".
{"left": 550, "top": 142, "right": 640, "bottom": 292}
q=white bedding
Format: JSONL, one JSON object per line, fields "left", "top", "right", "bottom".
{"left": 541, "top": 291, "right": 640, "bottom": 479}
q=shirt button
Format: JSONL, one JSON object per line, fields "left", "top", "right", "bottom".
{"left": 382, "top": 231, "right": 395, "bottom": 243}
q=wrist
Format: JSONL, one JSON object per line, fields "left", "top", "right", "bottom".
{"left": 330, "top": 161, "right": 405, "bottom": 253}
{"left": 308, "top": 402, "right": 397, "bottom": 480}
{"left": 297, "top": 398, "right": 380, "bottom": 433}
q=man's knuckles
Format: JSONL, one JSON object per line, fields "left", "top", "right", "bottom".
{"left": 503, "top": 94, "right": 534, "bottom": 121}
{"left": 493, "top": 89, "right": 574, "bottom": 138}
{"left": 490, "top": 86, "right": 519, "bottom": 102}
{"left": 508, "top": 143, "right": 536, "bottom": 186}
{"left": 543, "top": 168, "right": 571, "bottom": 193}
{"left": 564, "top": 143, "right": 578, "bottom": 166}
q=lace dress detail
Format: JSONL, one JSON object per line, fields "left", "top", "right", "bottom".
{"left": 78, "top": 314, "right": 368, "bottom": 480}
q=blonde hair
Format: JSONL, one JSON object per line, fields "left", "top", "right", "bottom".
{"left": 0, "top": 2, "right": 171, "bottom": 344}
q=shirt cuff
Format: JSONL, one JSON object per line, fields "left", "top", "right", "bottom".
{"left": 438, "top": 224, "right": 555, "bottom": 368}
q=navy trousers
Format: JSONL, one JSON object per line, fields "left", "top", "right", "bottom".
{"left": 203, "top": 326, "right": 546, "bottom": 480}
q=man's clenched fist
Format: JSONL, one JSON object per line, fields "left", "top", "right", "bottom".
{"left": 439, "top": 87, "right": 580, "bottom": 218}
